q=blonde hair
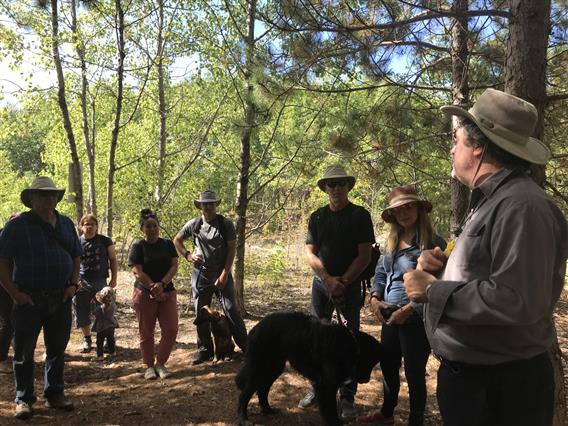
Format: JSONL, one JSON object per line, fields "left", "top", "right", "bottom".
{"left": 386, "top": 207, "right": 435, "bottom": 254}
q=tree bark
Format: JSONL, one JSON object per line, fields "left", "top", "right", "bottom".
{"left": 51, "top": 0, "right": 84, "bottom": 223}
{"left": 155, "top": 0, "right": 167, "bottom": 201}
{"left": 71, "top": 0, "right": 96, "bottom": 216}
{"left": 106, "top": 0, "right": 126, "bottom": 238}
{"left": 449, "top": 0, "right": 470, "bottom": 237}
{"left": 504, "top": 1, "right": 566, "bottom": 424}
{"left": 233, "top": 0, "right": 258, "bottom": 316}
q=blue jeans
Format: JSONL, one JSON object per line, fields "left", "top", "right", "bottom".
{"left": 12, "top": 293, "right": 72, "bottom": 404}
{"left": 310, "top": 276, "right": 362, "bottom": 401}
{"left": 191, "top": 269, "right": 247, "bottom": 355}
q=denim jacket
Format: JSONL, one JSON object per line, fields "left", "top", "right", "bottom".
{"left": 371, "top": 234, "right": 446, "bottom": 318}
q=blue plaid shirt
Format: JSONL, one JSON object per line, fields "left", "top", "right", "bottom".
{"left": 0, "top": 210, "right": 82, "bottom": 292}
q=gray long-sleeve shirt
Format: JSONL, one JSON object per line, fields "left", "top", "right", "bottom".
{"left": 426, "top": 167, "right": 568, "bottom": 365}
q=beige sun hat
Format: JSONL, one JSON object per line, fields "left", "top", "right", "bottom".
{"left": 317, "top": 164, "right": 356, "bottom": 191}
{"left": 20, "top": 176, "right": 65, "bottom": 208}
{"left": 194, "top": 190, "right": 221, "bottom": 208}
{"left": 440, "top": 88, "right": 551, "bottom": 165}
{"left": 381, "top": 185, "right": 432, "bottom": 223}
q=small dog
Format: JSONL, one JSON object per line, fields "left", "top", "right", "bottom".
{"left": 95, "top": 286, "right": 116, "bottom": 305}
{"left": 194, "top": 305, "right": 235, "bottom": 362}
{"left": 235, "top": 312, "right": 382, "bottom": 426}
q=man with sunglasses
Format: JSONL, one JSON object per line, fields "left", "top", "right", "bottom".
{"left": 0, "top": 176, "right": 81, "bottom": 419}
{"left": 299, "top": 164, "right": 375, "bottom": 420}
{"left": 174, "top": 189, "right": 247, "bottom": 365}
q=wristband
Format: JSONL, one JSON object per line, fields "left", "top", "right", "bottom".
{"left": 370, "top": 294, "right": 380, "bottom": 302}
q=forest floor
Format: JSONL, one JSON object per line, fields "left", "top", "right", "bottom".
{"left": 0, "top": 250, "right": 567, "bottom": 425}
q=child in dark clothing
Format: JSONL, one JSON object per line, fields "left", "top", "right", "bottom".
{"left": 92, "top": 286, "right": 118, "bottom": 359}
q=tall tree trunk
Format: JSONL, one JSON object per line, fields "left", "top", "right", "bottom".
{"left": 449, "top": 0, "right": 470, "bottom": 237}
{"left": 155, "top": 0, "right": 167, "bottom": 201}
{"left": 504, "top": 2, "right": 566, "bottom": 424}
{"left": 106, "top": 0, "right": 126, "bottom": 238}
{"left": 50, "top": 0, "right": 83, "bottom": 222}
{"left": 233, "top": 0, "right": 257, "bottom": 316}
{"left": 71, "top": 0, "right": 97, "bottom": 216}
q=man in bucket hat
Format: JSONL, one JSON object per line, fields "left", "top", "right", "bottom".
{"left": 0, "top": 176, "right": 81, "bottom": 419}
{"left": 173, "top": 190, "right": 247, "bottom": 365}
{"left": 299, "top": 164, "right": 375, "bottom": 420}
{"left": 404, "top": 89, "right": 568, "bottom": 426}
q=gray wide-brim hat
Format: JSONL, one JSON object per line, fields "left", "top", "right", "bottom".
{"left": 194, "top": 190, "right": 221, "bottom": 208}
{"left": 317, "top": 164, "right": 356, "bottom": 191}
{"left": 440, "top": 88, "right": 551, "bottom": 165}
{"left": 20, "top": 176, "right": 65, "bottom": 208}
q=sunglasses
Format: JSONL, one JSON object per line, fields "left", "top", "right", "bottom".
{"left": 391, "top": 203, "right": 416, "bottom": 213}
{"left": 34, "top": 191, "right": 59, "bottom": 198}
{"left": 326, "top": 180, "right": 348, "bottom": 188}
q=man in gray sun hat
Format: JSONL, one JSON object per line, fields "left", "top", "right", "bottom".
{"left": 299, "top": 164, "right": 375, "bottom": 420}
{"left": 173, "top": 190, "right": 247, "bottom": 365}
{"left": 404, "top": 89, "right": 568, "bottom": 426}
{"left": 0, "top": 176, "right": 81, "bottom": 420}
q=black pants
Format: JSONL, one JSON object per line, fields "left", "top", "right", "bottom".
{"left": 96, "top": 328, "right": 115, "bottom": 357}
{"left": 0, "top": 287, "right": 13, "bottom": 361}
{"left": 379, "top": 315, "right": 430, "bottom": 426}
{"left": 436, "top": 352, "right": 553, "bottom": 426}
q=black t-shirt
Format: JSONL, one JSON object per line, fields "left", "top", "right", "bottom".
{"left": 80, "top": 234, "right": 113, "bottom": 280}
{"left": 306, "top": 202, "right": 375, "bottom": 277}
{"left": 127, "top": 238, "right": 178, "bottom": 292}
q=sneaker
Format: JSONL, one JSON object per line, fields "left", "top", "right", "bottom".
{"left": 154, "top": 363, "right": 171, "bottom": 379}
{"left": 14, "top": 402, "right": 33, "bottom": 420}
{"left": 45, "top": 394, "right": 74, "bottom": 411}
{"left": 339, "top": 399, "right": 358, "bottom": 420}
{"left": 298, "top": 390, "right": 318, "bottom": 409}
{"left": 357, "top": 410, "right": 395, "bottom": 425}
{"left": 144, "top": 366, "right": 157, "bottom": 380}
{"left": 0, "top": 359, "right": 12, "bottom": 374}
{"left": 80, "top": 336, "right": 92, "bottom": 353}
{"left": 191, "top": 352, "right": 213, "bottom": 365}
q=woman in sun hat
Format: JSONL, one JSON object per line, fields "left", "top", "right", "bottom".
{"left": 358, "top": 185, "right": 445, "bottom": 426}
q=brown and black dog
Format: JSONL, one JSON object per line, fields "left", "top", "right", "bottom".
{"left": 194, "top": 305, "right": 235, "bottom": 362}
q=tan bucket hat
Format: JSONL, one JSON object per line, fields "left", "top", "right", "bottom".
{"left": 20, "top": 176, "right": 65, "bottom": 208}
{"left": 440, "top": 88, "right": 551, "bottom": 165}
{"left": 317, "top": 164, "right": 356, "bottom": 191}
{"left": 194, "top": 190, "right": 221, "bottom": 208}
{"left": 381, "top": 185, "right": 432, "bottom": 223}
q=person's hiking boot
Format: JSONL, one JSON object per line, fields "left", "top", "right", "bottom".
{"left": 14, "top": 402, "right": 33, "bottom": 420}
{"left": 80, "top": 336, "right": 92, "bottom": 353}
{"left": 45, "top": 394, "right": 74, "bottom": 411}
{"left": 298, "top": 390, "right": 318, "bottom": 409}
{"left": 155, "top": 363, "right": 171, "bottom": 379}
{"left": 144, "top": 367, "right": 157, "bottom": 380}
{"left": 191, "top": 352, "right": 213, "bottom": 365}
{"left": 357, "top": 410, "right": 395, "bottom": 425}
{"left": 339, "top": 399, "right": 358, "bottom": 420}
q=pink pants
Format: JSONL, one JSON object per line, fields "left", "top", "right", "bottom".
{"left": 132, "top": 287, "right": 178, "bottom": 367}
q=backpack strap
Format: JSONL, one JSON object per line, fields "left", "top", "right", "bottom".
{"left": 193, "top": 215, "right": 227, "bottom": 248}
